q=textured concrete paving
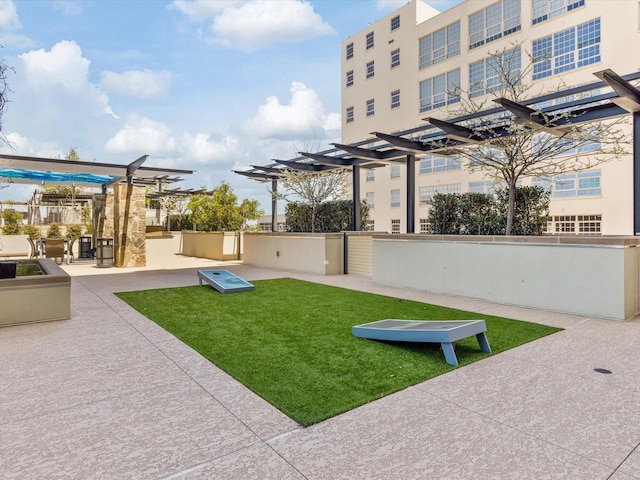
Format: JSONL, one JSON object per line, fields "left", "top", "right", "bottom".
{"left": 2, "top": 234, "right": 640, "bottom": 479}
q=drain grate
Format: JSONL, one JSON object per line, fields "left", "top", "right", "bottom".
{"left": 594, "top": 368, "right": 612, "bottom": 374}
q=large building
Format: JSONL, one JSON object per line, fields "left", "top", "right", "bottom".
{"left": 341, "top": 0, "right": 639, "bottom": 235}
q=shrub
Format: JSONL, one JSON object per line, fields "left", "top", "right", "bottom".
{"left": 46, "top": 223, "right": 62, "bottom": 238}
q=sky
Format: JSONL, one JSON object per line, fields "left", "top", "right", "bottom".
{"left": 0, "top": 0, "right": 462, "bottom": 211}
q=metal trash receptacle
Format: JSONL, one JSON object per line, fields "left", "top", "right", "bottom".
{"left": 96, "top": 238, "right": 114, "bottom": 267}
{"left": 79, "top": 236, "right": 93, "bottom": 259}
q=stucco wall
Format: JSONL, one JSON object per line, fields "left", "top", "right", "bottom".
{"left": 243, "top": 232, "right": 344, "bottom": 275}
{"left": 372, "top": 235, "right": 640, "bottom": 321}
{"left": 181, "top": 231, "right": 240, "bottom": 261}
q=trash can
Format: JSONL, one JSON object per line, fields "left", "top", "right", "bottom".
{"left": 79, "top": 236, "right": 93, "bottom": 259}
{"left": 96, "top": 238, "right": 114, "bottom": 268}
{"left": 0, "top": 260, "right": 17, "bottom": 279}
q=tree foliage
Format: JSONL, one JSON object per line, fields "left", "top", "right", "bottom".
{"left": 278, "top": 169, "right": 349, "bottom": 233}
{"left": 286, "top": 200, "right": 370, "bottom": 233}
{"left": 187, "top": 182, "right": 263, "bottom": 232}
{"left": 431, "top": 43, "right": 628, "bottom": 235}
{"left": 1, "top": 209, "right": 22, "bottom": 234}
{"left": 428, "top": 186, "right": 550, "bottom": 236}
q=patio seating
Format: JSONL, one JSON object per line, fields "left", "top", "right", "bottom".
{"left": 28, "top": 237, "right": 41, "bottom": 258}
{"left": 45, "top": 238, "right": 67, "bottom": 264}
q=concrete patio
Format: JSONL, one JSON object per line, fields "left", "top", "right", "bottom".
{"left": 2, "top": 235, "right": 640, "bottom": 479}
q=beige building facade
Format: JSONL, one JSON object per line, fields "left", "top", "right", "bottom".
{"left": 341, "top": 0, "right": 640, "bottom": 235}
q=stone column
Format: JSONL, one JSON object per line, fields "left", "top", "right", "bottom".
{"left": 113, "top": 184, "right": 147, "bottom": 267}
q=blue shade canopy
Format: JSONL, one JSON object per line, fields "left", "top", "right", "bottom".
{"left": 0, "top": 168, "right": 114, "bottom": 185}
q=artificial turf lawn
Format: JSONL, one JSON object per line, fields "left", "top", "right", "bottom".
{"left": 116, "top": 278, "right": 561, "bottom": 426}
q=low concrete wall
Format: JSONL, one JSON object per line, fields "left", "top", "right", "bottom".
{"left": 0, "top": 259, "right": 71, "bottom": 327}
{"left": 373, "top": 234, "right": 640, "bottom": 321}
{"left": 181, "top": 231, "right": 241, "bottom": 261}
{"left": 0, "top": 234, "right": 30, "bottom": 258}
{"left": 243, "top": 232, "right": 344, "bottom": 275}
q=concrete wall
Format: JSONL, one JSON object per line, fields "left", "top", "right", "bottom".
{"left": 345, "top": 232, "right": 375, "bottom": 276}
{"left": 181, "top": 231, "right": 241, "bottom": 261}
{"left": 243, "top": 232, "right": 344, "bottom": 275}
{"left": 0, "top": 234, "right": 30, "bottom": 258}
{"left": 372, "top": 235, "right": 640, "bottom": 321}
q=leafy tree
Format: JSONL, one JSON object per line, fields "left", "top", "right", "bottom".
{"left": 43, "top": 148, "right": 86, "bottom": 198}
{"left": 431, "top": 43, "right": 628, "bottom": 235}
{"left": 458, "top": 193, "right": 501, "bottom": 235}
{"left": 46, "top": 222, "right": 62, "bottom": 238}
{"left": 279, "top": 169, "right": 349, "bottom": 233}
{"left": 1, "top": 209, "right": 22, "bottom": 235}
{"left": 496, "top": 186, "right": 550, "bottom": 236}
{"left": 427, "top": 193, "right": 461, "bottom": 234}
{"left": 187, "top": 182, "right": 263, "bottom": 231}
{"left": 285, "top": 200, "right": 370, "bottom": 233}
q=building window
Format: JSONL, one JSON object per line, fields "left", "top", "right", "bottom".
{"left": 366, "top": 60, "right": 375, "bottom": 78}
{"left": 346, "top": 106, "right": 354, "bottom": 123}
{"left": 391, "top": 48, "right": 400, "bottom": 68}
{"left": 532, "top": 18, "right": 600, "bottom": 80}
{"left": 366, "top": 220, "right": 375, "bottom": 231}
{"left": 391, "top": 189, "right": 401, "bottom": 208}
{"left": 419, "top": 21, "right": 460, "bottom": 69}
{"left": 346, "top": 70, "right": 354, "bottom": 87}
{"left": 391, "top": 89, "right": 400, "bottom": 109}
{"left": 469, "top": 47, "right": 521, "bottom": 98}
{"left": 366, "top": 192, "right": 375, "bottom": 209}
{"left": 419, "top": 69, "right": 460, "bottom": 112}
{"left": 366, "top": 99, "right": 375, "bottom": 117}
{"left": 533, "top": 171, "right": 601, "bottom": 197}
{"left": 578, "top": 214, "right": 602, "bottom": 235}
{"left": 366, "top": 31, "right": 374, "bottom": 49}
{"left": 547, "top": 214, "right": 600, "bottom": 236}
{"left": 390, "top": 164, "right": 400, "bottom": 178}
{"left": 532, "top": 0, "right": 585, "bottom": 25}
{"left": 391, "top": 219, "right": 401, "bottom": 233}
{"left": 391, "top": 15, "right": 400, "bottom": 31}
{"left": 419, "top": 218, "right": 432, "bottom": 234}
{"left": 469, "top": 0, "right": 521, "bottom": 50}
{"left": 468, "top": 181, "right": 496, "bottom": 194}
{"left": 419, "top": 154, "right": 461, "bottom": 173}
{"left": 419, "top": 184, "right": 461, "bottom": 205}
{"left": 346, "top": 42, "right": 354, "bottom": 60}
{"left": 366, "top": 169, "right": 375, "bottom": 181}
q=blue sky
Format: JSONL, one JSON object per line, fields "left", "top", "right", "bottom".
{"left": 0, "top": 0, "right": 462, "bottom": 210}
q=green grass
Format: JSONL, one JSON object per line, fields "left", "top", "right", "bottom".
{"left": 116, "top": 278, "right": 561, "bottom": 426}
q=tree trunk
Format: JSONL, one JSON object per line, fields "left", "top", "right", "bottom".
{"left": 505, "top": 181, "right": 516, "bottom": 235}
{"left": 311, "top": 204, "right": 317, "bottom": 233}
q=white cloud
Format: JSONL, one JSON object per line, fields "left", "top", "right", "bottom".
{"left": 52, "top": 1, "right": 85, "bottom": 16}
{"left": 105, "top": 115, "right": 178, "bottom": 155}
{"left": 180, "top": 132, "right": 239, "bottom": 164}
{"left": 100, "top": 69, "right": 172, "bottom": 99}
{"left": 171, "top": 0, "right": 335, "bottom": 50}
{"left": 0, "top": 0, "right": 21, "bottom": 30}
{"left": 247, "top": 81, "right": 338, "bottom": 140}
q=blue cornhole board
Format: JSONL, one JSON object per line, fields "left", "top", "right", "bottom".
{"left": 197, "top": 269, "right": 254, "bottom": 294}
{"left": 352, "top": 319, "right": 491, "bottom": 366}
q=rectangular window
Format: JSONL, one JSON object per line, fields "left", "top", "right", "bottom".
{"left": 346, "top": 106, "right": 354, "bottom": 123}
{"left": 419, "top": 69, "right": 460, "bottom": 112}
{"left": 391, "top": 89, "right": 400, "bottom": 109}
{"left": 390, "top": 164, "right": 400, "bottom": 178}
{"left": 532, "top": 18, "right": 600, "bottom": 80}
{"left": 469, "top": 47, "right": 521, "bottom": 98}
{"left": 419, "top": 21, "right": 460, "bottom": 69}
{"left": 366, "top": 192, "right": 374, "bottom": 209}
{"left": 578, "top": 214, "right": 601, "bottom": 235}
{"left": 366, "top": 169, "right": 375, "bottom": 181}
{"left": 366, "top": 31, "right": 374, "bottom": 49}
{"left": 391, "top": 15, "right": 400, "bottom": 31}
{"left": 391, "top": 48, "right": 400, "bottom": 68}
{"left": 468, "top": 181, "right": 495, "bottom": 194}
{"left": 536, "top": 171, "right": 601, "bottom": 197}
{"left": 532, "top": 0, "right": 585, "bottom": 25}
{"left": 346, "top": 42, "right": 354, "bottom": 60}
{"left": 419, "top": 218, "right": 432, "bottom": 234}
{"left": 391, "top": 219, "right": 401, "bottom": 233}
{"left": 346, "top": 70, "right": 354, "bottom": 87}
{"left": 391, "top": 189, "right": 401, "bottom": 208}
{"left": 366, "top": 98, "right": 375, "bottom": 117}
{"left": 419, "top": 184, "right": 461, "bottom": 205}
{"left": 366, "top": 60, "right": 375, "bottom": 78}
{"left": 419, "top": 154, "right": 461, "bottom": 173}
{"left": 468, "top": 0, "right": 521, "bottom": 50}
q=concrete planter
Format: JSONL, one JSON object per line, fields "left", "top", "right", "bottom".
{"left": 0, "top": 259, "right": 71, "bottom": 327}
{"left": 180, "top": 231, "right": 241, "bottom": 261}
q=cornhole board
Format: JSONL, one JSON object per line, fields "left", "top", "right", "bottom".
{"left": 197, "top": 269, "right": 254, "bottom": 294}
{"left": 352, "top": 319, "right": 491, "bottom": 366}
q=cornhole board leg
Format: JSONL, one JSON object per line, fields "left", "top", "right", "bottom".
{"left": 441, "top": 342, "right": 458, "bottom": 366}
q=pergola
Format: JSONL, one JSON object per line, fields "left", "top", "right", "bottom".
{"left": 236, "top": 69, "right": 640, "bottom": 234}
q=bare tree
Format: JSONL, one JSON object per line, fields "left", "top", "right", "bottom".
{"left": 428, "top": 43, "right": 629, "bottom": 235}
{"left": 278, "top": 168, "right": 349, "bottom": 233}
